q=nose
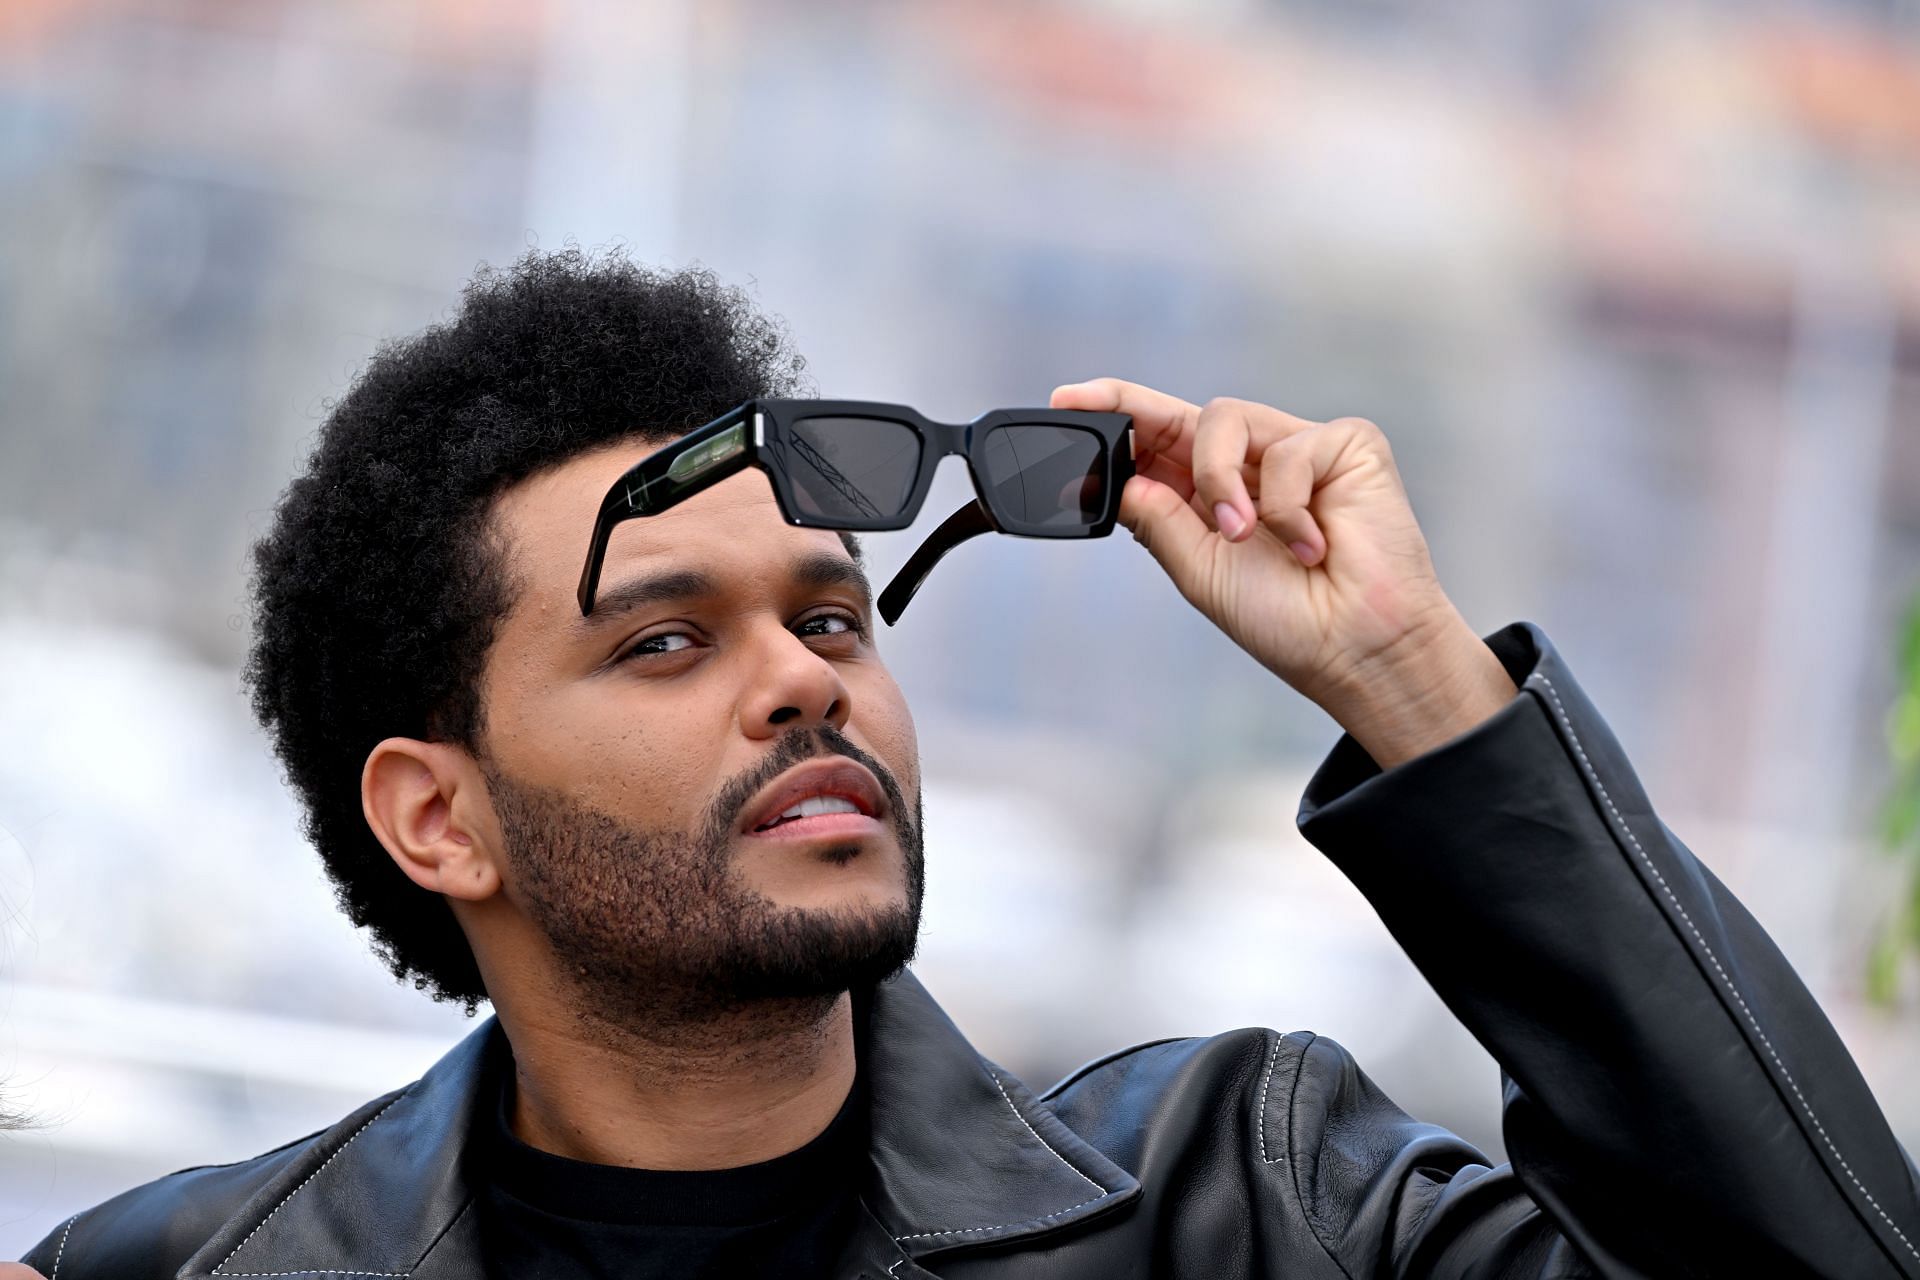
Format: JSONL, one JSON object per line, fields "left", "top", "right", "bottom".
{"left": 737, "top": 623, "right": 854, "bottom": 739}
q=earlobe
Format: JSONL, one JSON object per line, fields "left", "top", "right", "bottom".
{"left": 362, "top": 738, "right": 502, "bottom": 902}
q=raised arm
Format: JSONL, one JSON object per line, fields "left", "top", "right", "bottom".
{"left": 1288, "top": 621, "right": 1920, "bottom": 1275}
{"left": 1051, "top": 377, "right": 1920, "bottom": 1275}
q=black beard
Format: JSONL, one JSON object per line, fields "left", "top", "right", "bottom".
{"left": 483, "top": 725, "right": 923, "bottom": 1031}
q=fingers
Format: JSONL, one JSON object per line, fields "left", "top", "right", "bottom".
{"left": 1191, "top": 397, "right": 1318, "bottom": 541}
{"left": 1054, "top": 380, "right": 1277, "bottom": 505}
{"left": 1191, "top": 398, "right": 1255, "bottom": 539}
{"left": 1051, "top": 378, "right": 1202, "bottom": 468}
{"left": 1116, "top": 473, "right": 1213, "bottom": 596}
{"left": 1134, "top": 447, "right": 1198, "bottom": 502}
{"left": 1254, "top": 426, "right": 1342, "bottom": 566}
{"left": 1060, "top": 381, "right": 1355, "bottom": 573}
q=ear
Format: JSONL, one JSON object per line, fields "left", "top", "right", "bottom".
{"left": 362, "top": 738, "right": 502, "bottom": 902}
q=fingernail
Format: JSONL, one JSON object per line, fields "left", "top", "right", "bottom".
{"left": 1213, "top": 502, "right": 1244, "bottom": 540}
{"left": 1290, "top": 540, "right": 1320, "bottom": 566}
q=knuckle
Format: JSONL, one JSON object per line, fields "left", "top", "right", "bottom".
{"left": 1190, "top": 450, "right": 1232, "bottom": 489}
{"left": 1331, "top": 415, "right": 1385, "bottom": 443}
{"left": 1255, "top": 482, "right": 1302, "bottom": 517}
{"left": 1261, "top": 438, "right": 1309, "bottom": 483}
{"left": 1201, "top": 395, "right": 1245, "bottom": 417}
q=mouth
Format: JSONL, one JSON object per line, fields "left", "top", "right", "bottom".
{"left": 740, "top": 758, "right": 888, "bottom": 842}
{"left": 743, "top": 811, "right": 886, "bottom": 842}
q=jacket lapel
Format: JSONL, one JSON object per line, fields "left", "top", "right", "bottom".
{"left": 860, "top": 971, "right": 1140, "bottom": 1262}
{"left": 173, "top": 972, "right": 1139, "bottom": 1278}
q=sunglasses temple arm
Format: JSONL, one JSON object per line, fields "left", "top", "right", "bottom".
{"left": 577, "top": 490, "right": 624, "bottom": 615}
{"left": 876, "top": 499, "right": 998, "bottom": 626}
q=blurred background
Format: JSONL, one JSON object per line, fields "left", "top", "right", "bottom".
{"left": 3, "top": 0, "right": 1920, "bottom": 1256}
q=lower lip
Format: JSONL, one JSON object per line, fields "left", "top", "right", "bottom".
{"left": 743, "top": 813, "right": 885, "bottom": 841}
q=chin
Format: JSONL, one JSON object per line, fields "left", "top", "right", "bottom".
{"left": 738, "top": 834, "right": 909, "bottom": 909}
{"left": 768, "top": 871, "right": 910, "bottom": 918}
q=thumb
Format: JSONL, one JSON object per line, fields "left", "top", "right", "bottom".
{"left": 1118, "top": 473, "right": 1213, "bottom": 597}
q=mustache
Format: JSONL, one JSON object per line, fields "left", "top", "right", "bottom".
{"left": 704, "top": 724, "right": 912, "bottom": 843}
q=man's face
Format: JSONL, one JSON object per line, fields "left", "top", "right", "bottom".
{"left": 473, "top": 439, "right": 924, "bottom": 1022}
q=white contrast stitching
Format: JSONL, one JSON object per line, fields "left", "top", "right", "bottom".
{"left": 892, "top": 1067, "right": 1111, "bottom": 1243}
{"left": 213, "top": 1097, "right": 404, "bottom": 1276}
{"left": 1535, "top": 674, "right": 1920, "bottom": 1267}
{"left": 893, "top": 1190, "right": 1109, "bottom": 1244}
{"left": 987, "top": 1067, "right": 1105, "bottom": 1195}
{"left": 50, "top": 1216, "right": 74, "bottom": 1280}
{"left": 1256, "top": 1032, "right": 1287, "bottom": 1164}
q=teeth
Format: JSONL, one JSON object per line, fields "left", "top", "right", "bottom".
{"left": 764, "top": 795, "right": 862, "bottom": 827}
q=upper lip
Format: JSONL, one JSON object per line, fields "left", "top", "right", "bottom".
{"left": 740, "top": 758, "right": 886, "bottom": 833}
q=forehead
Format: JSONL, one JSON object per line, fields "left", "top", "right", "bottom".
{"left": 492, "top": 440, "right": 851, "bottom": 616}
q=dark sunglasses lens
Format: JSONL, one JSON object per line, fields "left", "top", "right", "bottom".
{"left": 782, "top": 416, "right": 923, "bottom": 523}
{"left": 978, "top": 425, "right": 1107, "bottom": 528}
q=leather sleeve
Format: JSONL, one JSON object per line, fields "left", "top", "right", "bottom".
{"left": 1290, "top": 622, "right": 1920, "bottom": 1279}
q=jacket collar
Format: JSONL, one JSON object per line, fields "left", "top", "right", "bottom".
{"left": 177, "top": 971, "right": 1140, "bottom": 1279}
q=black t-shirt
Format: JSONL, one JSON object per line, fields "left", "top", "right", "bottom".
{"left": 474, "top": 1069, "right": 869, "bottom": 1279}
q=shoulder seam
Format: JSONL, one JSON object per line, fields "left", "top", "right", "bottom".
{"left": 1280, "top": 1032, "right": 1361, "bottom": 1280}
{"left": 37, "top": 1125, "right": 340, "bottom": 1280}
{"left": 50, "top": 1215, "right": 74, "bottom": 1280}
{"left": 162, "top": 1125, "right": 334, "bottom": 1182}
{"left": 212, "top": 1096, "right": 402, "bottom": 1275}
{"left": 1040, "top": 1036, "right": 1196, "bottom": 1101}
{"left": 1255, "top": 1030, "right": 1295, "bottom": 1164}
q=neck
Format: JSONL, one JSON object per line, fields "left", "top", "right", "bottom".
{"left": 498, "top": 986, "right": 857, "bottom": 1171}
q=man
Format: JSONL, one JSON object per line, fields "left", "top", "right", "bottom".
{"left": 22, "top": 248, "right": 1920, "bottom": 1278}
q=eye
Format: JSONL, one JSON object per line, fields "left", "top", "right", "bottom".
{"left": 618, "top": 630, "right": 698, "bottom": 662}
{"left": 797, "top": 610, "right": 866, "bottom": 642}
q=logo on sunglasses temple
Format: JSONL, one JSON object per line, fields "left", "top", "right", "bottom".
{"left": 660, "top": 422, "right": 749, "bottom": 491}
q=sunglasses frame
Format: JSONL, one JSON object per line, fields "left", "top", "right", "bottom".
{"left": 577, "top": 398, "right": 1134, "bottom": 622}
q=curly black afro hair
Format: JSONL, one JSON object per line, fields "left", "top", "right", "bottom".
{"left": 246, "top": 246, "right": 839, "bottom": 1007}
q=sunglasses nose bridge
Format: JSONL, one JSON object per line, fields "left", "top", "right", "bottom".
{"left": 907, "top": 418, "right": 969, "bottom": 497}
{"left": 916, "top": 440, "right": 988, "bottom": 524}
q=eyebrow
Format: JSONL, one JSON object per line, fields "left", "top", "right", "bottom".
{"left": 573, "top": 551, "right": 875, "bottom": 635}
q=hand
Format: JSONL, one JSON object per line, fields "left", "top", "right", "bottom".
{"left": 1051, "top": 379, "right": 1516, "bottom": 768}
{"left": 0, "top": 1264, "right": 49, "bottom": 1279}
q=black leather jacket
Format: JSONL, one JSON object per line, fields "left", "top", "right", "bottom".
{"left": 24, "top": 625, "right": 1920, "bottom": 1278}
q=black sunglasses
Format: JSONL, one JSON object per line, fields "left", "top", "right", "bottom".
{"left": 578, "top": 399, "right": 1135, "bottom": 625}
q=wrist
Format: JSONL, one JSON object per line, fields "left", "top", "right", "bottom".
{"left": 1316, "top": 612, "right": 1518, "bottom": 770}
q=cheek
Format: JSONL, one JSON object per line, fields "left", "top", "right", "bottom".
{"left": 590, "top": 715, "right": 718, "bottom": 820}
{"left": 501, "top": 689, "right": 718, "bottom": 821}
{"left": 857, "top": 671, "right": 921, "bottom": 795}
